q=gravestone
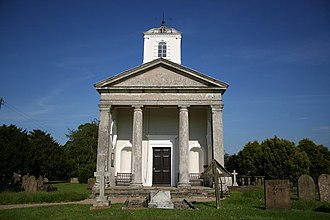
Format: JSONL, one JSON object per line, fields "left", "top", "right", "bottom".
{"left": 123, "top": 197, "right": 148, "bottom": 209}
{"left": 88, "top": 178, "right": 96, "bottom": 189}
{"left": 318, "top": 174, "right": 330, "bottom": 202}
{"left": 21, "top": 175, "right": 29, "bottom": 191}
{"left": 12, "top": 173, "right": 21, "bottom": 184}
{"left": 201, "top": 159, "right": 231, "bottom": 209}
{"left": 264, "top": 180, "right": 291, "bottom": 209}
{"left": 37, "top": 176, "right": 44, "bottom": 191}
{"left": 148, "top": 190, "right": 174, "bottom": 209}
{"left": 298, "top": 174, "right": 315, "bottom": 201}
{"left": 70, "top": 178, "right": 79, "bottom": 183}
{"left": 25, "top": 176, "right": 37, "bottom": 192}
{"left": 232, "top": 170, "right": 238, "bottom": 186}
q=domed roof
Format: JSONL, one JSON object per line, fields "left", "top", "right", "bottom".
{"left": 144, "top": 22, "right": 181, "bottom": 35}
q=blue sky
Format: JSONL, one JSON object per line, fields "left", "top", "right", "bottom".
{"left": 1, "top": 0, "right": 329, "bottom": 154}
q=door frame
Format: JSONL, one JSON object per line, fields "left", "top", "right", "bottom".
{"left": 152, "top": 147, "right": 171, "bottom": 186}
{"left": 146, "top": 135, "right": 177, "bottom": 186}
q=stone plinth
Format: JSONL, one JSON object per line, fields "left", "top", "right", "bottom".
{"left": 148, "top": 190, "right": 174, "bottom": 209}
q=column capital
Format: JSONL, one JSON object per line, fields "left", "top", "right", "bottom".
{"left": 211, "top": 104, "right": 224, "bottom": 112}
{"left": 178, "top": 105, "right": 190, "bottom": 110}
{"left": 99, "top": 104, "right": 111, "bottom": 112}
{"left": 132, "top": 105, "right": 143, "bottom": 109}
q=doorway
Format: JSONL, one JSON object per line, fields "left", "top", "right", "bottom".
{"left": 152, "top": 147, "right": 171, "bottom": 186}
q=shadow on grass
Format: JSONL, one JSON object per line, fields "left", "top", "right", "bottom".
{"left": 253, "top": 206, "right": 266, "bottom": 210}
{"left": 192, "top": 202, "right": 217, "bottom": 209}
{"left": 314, "top": 206, "right": 330, "bottom": 213}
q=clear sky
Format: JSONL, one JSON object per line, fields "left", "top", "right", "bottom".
{"left": 1, "top": 0, "right": 329, "bottom": 154}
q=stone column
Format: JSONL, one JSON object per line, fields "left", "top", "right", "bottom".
{"left": 211, "top": 104, "right": 224, "bottom": 166}
{"left": 95, "top": 105, "right": 111, "bottom": 184}
{"left": 178, "top": 105, "right": 191, "bottom": 188}
{"left": 94, "top": 104, "right": 110, "bottom": 202}
{"left": 107, "top": 107, "right": 116, "bottom": 187}
{"left": 130, "top": 105, "right": 143, "bottom": 188}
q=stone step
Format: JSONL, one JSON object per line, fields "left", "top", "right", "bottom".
{"left": 102, "top": 186, "right": 220, "bottom": 199}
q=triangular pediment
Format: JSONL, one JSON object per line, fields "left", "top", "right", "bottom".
{"left": 95, "top": 58, "right": 228, "bottom": 92}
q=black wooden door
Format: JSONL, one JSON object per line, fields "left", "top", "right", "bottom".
{"left": 153, "top": 147, "right": 171, "bottom": 185}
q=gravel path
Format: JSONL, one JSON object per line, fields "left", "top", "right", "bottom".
{"left": 0, "top": 197, "right": 215, "bottom": 210}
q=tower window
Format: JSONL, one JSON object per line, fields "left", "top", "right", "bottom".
{"left": 158, "top": 42, "right": 166, "bottom": 58}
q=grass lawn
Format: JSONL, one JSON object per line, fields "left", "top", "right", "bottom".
{"left": 0, "top": 183, "right": 90, "bottom": 205}
{"left": 0, "top": 187, "right": 329, "bottom": 219}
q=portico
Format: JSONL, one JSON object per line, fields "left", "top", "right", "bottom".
{"left": 95, "top": 58, "right": 228, "bottom": 188}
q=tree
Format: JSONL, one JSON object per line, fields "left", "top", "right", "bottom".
{"left": 27, "top": 129, "right": 71, "bottom": 180}
{"left": 236, "top": 141, "right": 262, "bottom": 176}
{"left": 298, "top": 138, "right": 330, "bottom": 181}
{"left": 0, "top": 125, "right": 29, "bottom": 183}
{"left": 64, "top": 121, "right": 98, "bottom": 183}
{"left": 236, "top": 137, "right": 310, "bottom": 183}
{"left": 224, "top": 153, "right": 238, "bottom": 172}
{"left": 259, "top": 137, "right": 310, "bottom": 183}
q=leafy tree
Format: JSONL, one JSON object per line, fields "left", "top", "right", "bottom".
{"left": 298, "top": 138, "right": 330, "bottom": 181}
{"left": 224, "top": 153, "right": 238, "bottom": 172}
{"left": 27, "top": 129, "right": 71, "bottom": 180}
{"left": 236, "top": 137, "right": 310, "bottom": 183}
{"left": 236, "top": 141, "right": 262, "bottom": 176}
{"left": 64, "top": 121, "right": 98, "bottom": 183}
{"left": 0, "top": 125, "right": 29, "bottom": 183}
{"left": 259, "top": 137, "right": 310, "bottom": 183}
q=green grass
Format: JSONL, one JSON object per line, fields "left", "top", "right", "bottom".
{"left": 1, "top": 186, "right": 329, "bottom": 219}
{"left": 0, "top": 183, "right": 90, "bottom": 205}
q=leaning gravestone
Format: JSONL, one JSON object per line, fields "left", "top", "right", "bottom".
{"left": 298, "top": 174, "right": 315, "bottom": 201}
{"left": 264, "top": 180, "right": 291, "bottom": 209}
{"left": 36, "top": 176, "right": 44, "bottom": 191}
{"left": 25, "top": 176, "right": 37, "bottom": 192}
{"left": 148, "top": 190, "right": 174, "bottom": 209}
{"left": 318, "top": 174, "right": 330, "bottom": 202}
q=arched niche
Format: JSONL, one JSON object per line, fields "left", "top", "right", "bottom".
{"left": 120, "top": 146, "right": 132, "bottom": 173}
{"left": 189, "top": 147, "right": 204, "bottom": 174}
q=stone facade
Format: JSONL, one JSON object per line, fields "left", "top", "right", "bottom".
{"left": 94, "top": 58, "right": 228, "bottom": 190}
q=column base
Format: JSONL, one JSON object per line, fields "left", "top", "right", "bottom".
{"left": 91, "top": 196, "right": 111, "bottom": 210}
{"left": 177, "top": 182, "right": 191, "bottom": 189}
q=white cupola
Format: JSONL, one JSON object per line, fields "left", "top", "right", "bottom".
{"left": 143, "top": 20, "right": 182, "bottom": 64}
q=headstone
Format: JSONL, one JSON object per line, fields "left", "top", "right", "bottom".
{"left": 36, "top": 176, "right": 44, "bottom": 191}
{"left": 87, "top": 178, "right": 96, "bottom": 190}
{"left": 232, "top": 170, "right": 238, "bottom": 186}
{"left": 148, "top": 190, "right": 174, "bottom": 209}
{"left": 70, "top": 177, "right": 79, "bottom": 183}
{"left": 123, "top": 197, "right": 148, "bottom": 209}
{"left": 25, "top": 176, "right": 37, "bottom": 192}
{"left": 21, "top": 175, "right": 29, "bottom": 191}
{"left": 298, "top": 174, "right": 315, "bottom": 201}
{"left": 264, "top": 180, "right": 291, "bottom": 210}
{"left": 318, "top": 174, "right": 330, "bottom": 202}
{"left": 12, "top": 173, "right": 21, "bottom": 184}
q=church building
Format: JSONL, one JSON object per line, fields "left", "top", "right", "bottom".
{"left": 94, "top": 21, "right": 229, "bottom": 188}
